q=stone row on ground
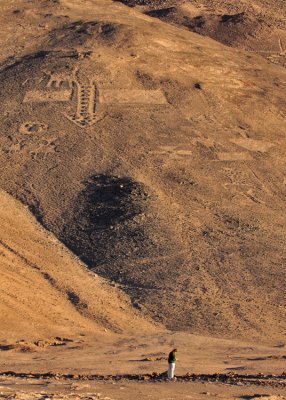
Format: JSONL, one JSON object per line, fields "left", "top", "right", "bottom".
{"left": 0, "top": 372, "right": 285, "bottom": 388}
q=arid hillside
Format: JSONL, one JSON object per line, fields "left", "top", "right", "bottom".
{"left": 0, "top": 190, "right": 155, "bottom": 339}
{"left": 0, "top": 0, "right": 285, "bottom": 340}
{"left": 116, "top": 0, "right": 286, "bottom": 68}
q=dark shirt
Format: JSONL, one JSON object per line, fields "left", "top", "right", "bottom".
{"left": 168, "top": 351, "right": 176, "bottom": 363}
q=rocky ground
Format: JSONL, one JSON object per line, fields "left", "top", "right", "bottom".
{"left": 0, "top": 0, "right": 286, "bottom": 340}
{"left": 0, "top": 375, "right": 286, "bottom": 400}
{"left": 0, "top": 0, "right": 286, "bottom": 398}
{"left": 1, "top": 330, "right": 286, "bottom": 399}
{"left": 114, "top": 0, "right": 286, "bottom": 67}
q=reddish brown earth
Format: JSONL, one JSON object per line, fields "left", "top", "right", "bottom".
{"left": 1, "top": 0, "right": 286, "bottom": 340}
{"left": 115, "top": 0, "right": 286, "bottom": 67}
{"left": 1, "top": 0, "right": 286, "bottom": 398}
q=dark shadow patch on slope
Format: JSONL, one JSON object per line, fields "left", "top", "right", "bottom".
{"left": 67, "top": 291, "right": 88, "bottom": 310}
{"left": 57, "top": 175, "right": 183, "bottom": 290}
{"left": 145, "top": 7, "right": 176, "bottom": 18}
{"left": 182, "top": 12, "right": 253, "bottom": 47}
{"left": 59, "top": 175, "right": 151, "bottom": 272}
{"left": 0, "top": 51, "right": 50, "bottom": 74}
{"left": 0, "top": 49, "right": 79, "bottom": 75}
{"left": 142, "top": 5, "right": 260, "bottom": 47}
{"left": 46, "top": 20, "right": 124, "bottom": 49}
{"left": 113, "top": 0, "right": 178, "bottom": 7}
{"left": 55, "top": 174, "right": 187, "bottom": 331}
{"left": 221, "top": 13, "right": 245, "bottom": 24}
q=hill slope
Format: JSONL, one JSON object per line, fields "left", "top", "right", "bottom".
{"left": 0, "top": 0, "right": 285, "bottom": 339}
{"left": 0, "top": 190, "right": 155, "bottom": 339}
{"left": 116, "top": 0, "right": 286, "bottom": 68}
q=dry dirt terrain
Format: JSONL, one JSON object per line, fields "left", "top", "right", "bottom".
{"left": 0, "top": 189, "right": 156, "bottom": 338}
{"left": 0, "top": 0, "right": 285, "bottom": 339}
{"left": 0, "top": 192, "right": 286, "bottom": 399}
{"left": 115, "top": 0, "right": 286, "bottom": 67}
{"left": 0, "top": 0, "right": 286, "bottom": 398}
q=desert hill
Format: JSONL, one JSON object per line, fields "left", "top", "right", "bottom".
{"left": 116, "top": 0, "right": 286, "bottom": 68}
{"left": 0, "top": 0, "right": 285, "bottom": 340}
{"left": 0, "top": 189, "right": 155, "bottom": 339}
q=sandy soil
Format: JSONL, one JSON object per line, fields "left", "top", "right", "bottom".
{"left": 0, "top": 378, "right": 285, "bottom": 400}
{"left": 1, "top": 331, "right": 286, "bottom": 376}
{"left": 0, "top": 189, "right": 157, "bottom": 338}
{"left": 0, "top": 181, "right": 285, "bottom": 399}
{"left": 0, "top": 331, "right": 286, "bottom": 399}
{"left": 0, "top": 0, "right": 286, "bottom": 398}
{"left": 117, "top": 0, "right": 286, "bottom": 67}
{"left": 0, "top": 0, "right": 286, "bottom": 340}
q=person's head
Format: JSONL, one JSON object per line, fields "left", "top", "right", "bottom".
{"left": 173, "top": 348, "right": 177, "bottom": 353}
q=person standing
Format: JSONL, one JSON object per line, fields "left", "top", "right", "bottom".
{"left": 167, "top": 348, "right": 177, "bottom": 379}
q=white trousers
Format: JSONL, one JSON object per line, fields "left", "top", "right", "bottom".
{"left": 168, "top": 363, "right": 175, "bottom": 379}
